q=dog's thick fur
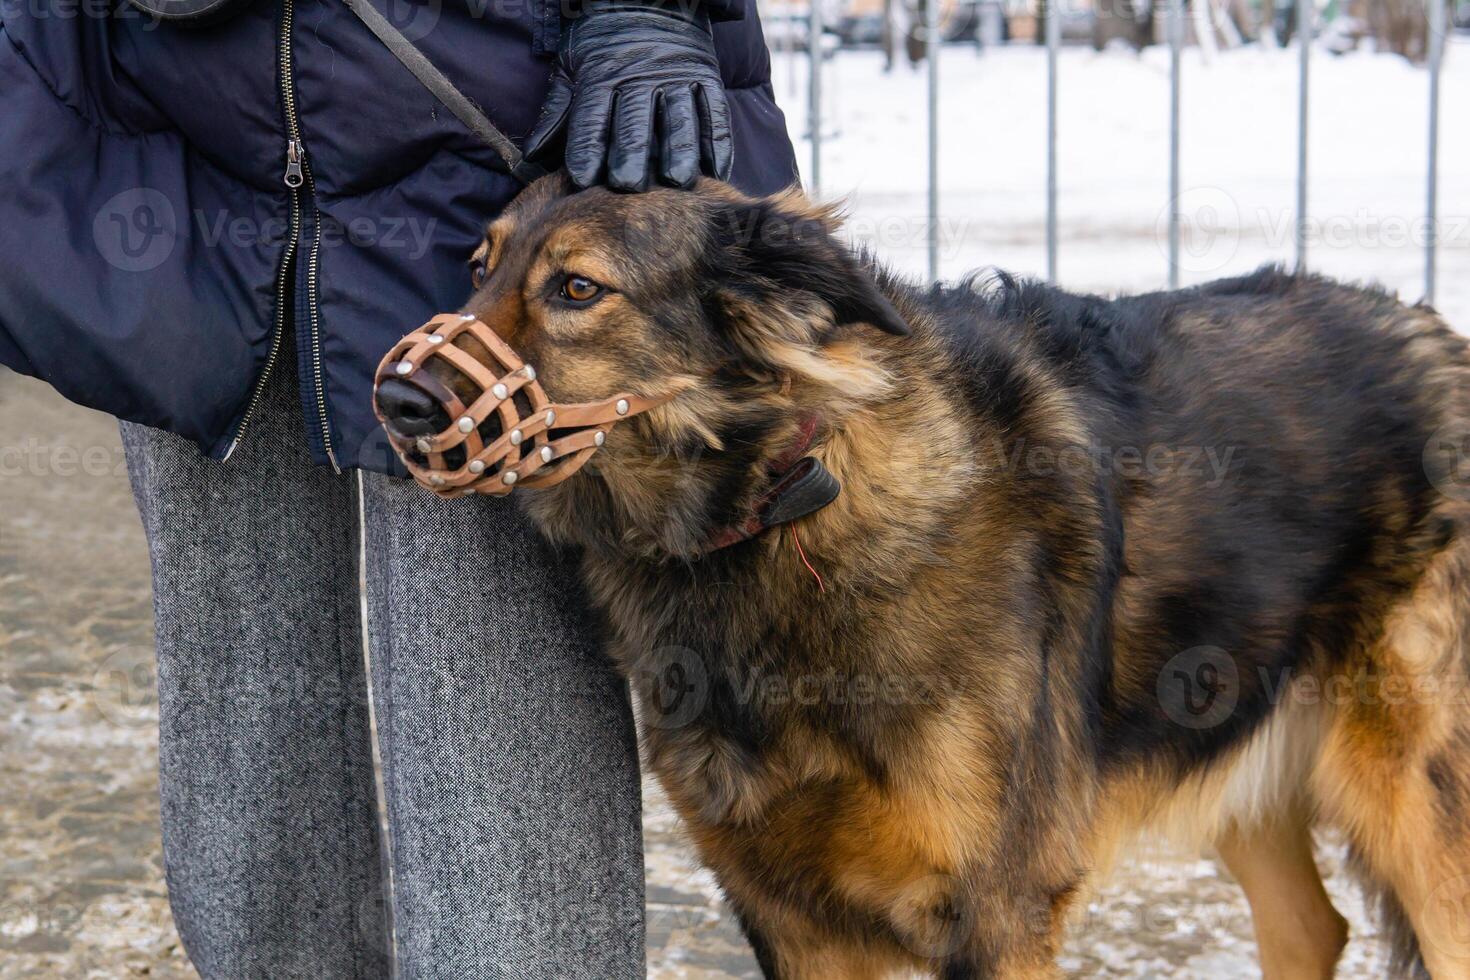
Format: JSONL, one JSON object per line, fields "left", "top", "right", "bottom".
{"left": 402, "top": 175, "right": 1470, "bottom": 978}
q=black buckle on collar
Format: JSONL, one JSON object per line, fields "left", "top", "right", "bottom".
{"left": 759, "top": 456, "right": 841, "bottom": 530}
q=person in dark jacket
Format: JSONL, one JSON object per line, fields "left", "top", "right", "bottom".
{"left": 0, "top": 0, "right": 798, "bottom": 974}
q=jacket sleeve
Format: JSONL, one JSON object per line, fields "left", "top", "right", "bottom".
{"left": 533, "top": 0, "right": 745, "bottom": 57}
{"left": 630, "top": 0, "right": 747, "bottom": 21}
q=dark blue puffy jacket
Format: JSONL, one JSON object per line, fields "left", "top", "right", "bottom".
{"left": 0, "top": 0, "right": 798, "bottom": 472}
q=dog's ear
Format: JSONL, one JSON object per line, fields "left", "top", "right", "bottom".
{"left": 705, "top": 191, "right": 910, "bottom": 338}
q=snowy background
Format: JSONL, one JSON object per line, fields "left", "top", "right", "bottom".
{"left": 777, "top": 40, "right": 1469, "bottom": 331}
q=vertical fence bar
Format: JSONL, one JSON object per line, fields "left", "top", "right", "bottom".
{"left": 927, "top": 0, "right": 940, "bottom": 283}
{"left": 1046, "top": 0, "right": 1060, "bottom": 283}
{"left": 1426, "top": 0, "right": 1444, "bottom": 303}
{"left": 1167, "top": 0, "right": 1183, "bottom": 288}
{"left": 788, "top": 1, "right": 801, "bottom": 101}
{"left": 808, "top": 0, "right": 824, "bottom": 197}
{"left": 1294, "top": 0, "right": 1310, "bottom": 271}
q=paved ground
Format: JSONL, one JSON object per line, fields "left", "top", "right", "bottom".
{"left": 1, "top": 369, "right": 1402, "bottom": 978}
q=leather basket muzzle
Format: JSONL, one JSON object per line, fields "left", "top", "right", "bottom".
{"left": 374, "top": 313, "right": 669, "bottom": 498}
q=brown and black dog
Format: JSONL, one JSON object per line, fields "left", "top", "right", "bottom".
{"left": 376, "top": 174, "right": 1470, "bottom": 978}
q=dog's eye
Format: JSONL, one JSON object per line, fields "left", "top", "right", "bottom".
{"left": 560, "top": 275, "right": 603, "bottom": 305}
{"left": 470, "top": 260, "right": 488, "bottom": 289}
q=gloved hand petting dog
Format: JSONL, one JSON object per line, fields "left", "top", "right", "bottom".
{"left": 524, "top": 0, "right": 734, "bottom": 192}
{"left": 374, "top": 175, "right": 1470, "bottom": 979}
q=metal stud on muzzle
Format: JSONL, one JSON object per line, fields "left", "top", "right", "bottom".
{"left": 374, "top": 313, "right": 669, "bottom": 498}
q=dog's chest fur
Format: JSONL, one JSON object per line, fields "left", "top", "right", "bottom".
{"left": 575, "top": 428, "right": 1109, "bottom": 914}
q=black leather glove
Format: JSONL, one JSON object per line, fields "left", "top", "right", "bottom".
{"left": 523, "top": 0, "right": 734, "bottom": 192}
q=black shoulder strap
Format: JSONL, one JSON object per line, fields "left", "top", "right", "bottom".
{"left": 342, "top": 0, "right": 547, "bottom": 185}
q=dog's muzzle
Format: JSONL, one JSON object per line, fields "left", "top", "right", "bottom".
{"left": 374, "top": 313, "right": 669, "bottom": 498}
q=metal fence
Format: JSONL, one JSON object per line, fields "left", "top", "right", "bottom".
{"left": 799, "top": 0, "right": 1450, "bottom": 303}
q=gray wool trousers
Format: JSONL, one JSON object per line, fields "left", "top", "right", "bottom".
{"left": 119, "top": 352, "right": 645, "bottom": 980}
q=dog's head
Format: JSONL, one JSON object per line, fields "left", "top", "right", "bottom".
{"left": 375, "top": 173, "right": 910, "bottom": 559}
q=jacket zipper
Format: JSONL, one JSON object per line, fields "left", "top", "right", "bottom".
{"left": 280, "top": 0, "right": 339, "bottom": 472}
{"left": 301, "top": 160, "right": 338, "bottom": 472}
{"left": 223, "top": 168, "right": 299, "bottom": 461}
{"left": 226, "top": 0, "right": 338, "bottom": 470}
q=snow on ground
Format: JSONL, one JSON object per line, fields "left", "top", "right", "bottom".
{"left": 775, "top": 40, "right": 1470, "bottom": 331}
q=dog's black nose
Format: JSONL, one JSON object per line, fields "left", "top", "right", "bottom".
{"left": 376, "top": 379, "right": 451, "bottom": 437}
